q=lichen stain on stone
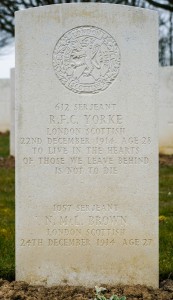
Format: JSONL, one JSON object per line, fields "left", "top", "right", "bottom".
{"left": 62, "top": 278, "right": 68, "bottom": 284}
{"left": 128, "top": 11, "right": 148, "bottom": 26}
{"left": 31, "top": 12, "right": 61, "bottom": 25}
{"left": 63, "top": 8, "right": 97, "bottom": 20}
{"left": 23, "top": 273, "right": 48, "bottom": 286}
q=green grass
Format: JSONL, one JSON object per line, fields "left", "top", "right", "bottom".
{"left": 0, "top": 132, "right": 10, "bottom": 157}
{"left": 0, "top": 133, "right": 173, "bottom": 282}
{"left": 159, "top": 165, "right": 173, "bottom": 280}
{"left": 0, "top": 133, "right": 15, "bottom": 280}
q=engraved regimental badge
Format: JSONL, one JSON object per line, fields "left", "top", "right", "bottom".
{"left": 52, "top": 26, "right": 120, "bottom": 94}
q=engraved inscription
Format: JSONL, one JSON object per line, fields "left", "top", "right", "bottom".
{"left": 19, "top": 204, "right": 154, "bottom": 248}
{"left": 19, "top": 102, "right": 151, "bottom": 174}
{"left": 18, "top": 101, "right": 153, "bottom": 247}
{"left": 122, "top": 239, "right": 153, "bottom": 246}
{"left": 20, "top": 239, "right": 43, "bottom": 247}
{"left": 52, "top": 26, "right": 120, "bottom": 94}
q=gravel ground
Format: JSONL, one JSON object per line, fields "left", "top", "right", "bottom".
{"left": 159, "top": 154, "right": 173, "bottom": 166}
{"left": 0, "top": 279, "right": 173, "bottom": 300}
{"left": 0, "top": 156, "right": 15, "bottom": 169}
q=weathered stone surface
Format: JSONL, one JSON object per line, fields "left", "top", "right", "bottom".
{"left": 159, "top": 67, "right": 173, "bottom": 154}
{"left": 15, "top": 3, "right": 158, "bottom": 287}
{"left": 10, "top": 68, "right": 15, "bottom": 156}
{"left": 0, "top": 79, "right": 10, "bottom": 132}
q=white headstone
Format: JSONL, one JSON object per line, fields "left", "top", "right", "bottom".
{"left": 0, "top": 79, "right": 10, "bottom": 132}
{"left": 16, "top": 4, "right": 158, "bottom": 287}
{"left": 10, "top": 68, "right": 15, "bottom": 156}
{"left": 159, "top": 67, "right": 173, "bottom": 154}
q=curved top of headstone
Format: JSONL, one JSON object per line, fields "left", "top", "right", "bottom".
{"left": 15, "top": 3, "right": 157, "bottom": 15}
{"left": 15, "top": 3, "right": 157, "bottom": 95}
